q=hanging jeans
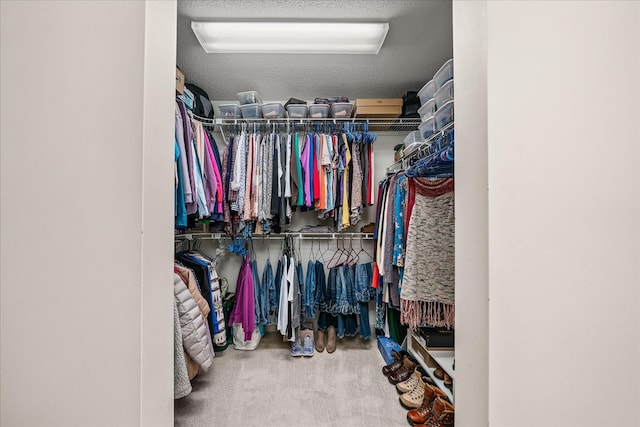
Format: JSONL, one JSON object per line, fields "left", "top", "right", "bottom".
{"left": 304, "top": 259, "right": 316, "bottom": 318}
{"left": 355, "top": 262, "right": 373, "bottom": 340}
{"left": 318, "top": 266, "right": 338, "bottom": 332}
{"left": 261, "top": 259, "right": 273, "bottom": 325}
{"left": 250, "top": 260, "right": 265, "bottom": 336}
{"left": 272, "top": 258, "right": 283, "bottom": 315}
{"left": 343, "top": 266, "right": 358, "bottom": 338}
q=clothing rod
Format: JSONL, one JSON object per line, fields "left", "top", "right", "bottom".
{"left": 190, "top": 114, "right": 422, "bottom": 131}
{"left": 175, "top": 232, "right": 374, "bottom": 241}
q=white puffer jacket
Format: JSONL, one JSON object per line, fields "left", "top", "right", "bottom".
{"left": 174, "top": 273, "right": 214, "bottom": 372}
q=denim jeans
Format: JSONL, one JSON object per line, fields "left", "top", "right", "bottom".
{"left": 355, "top": 263, "right": 373, "bottom": 339}
{"left": 296, "top": 260, "right": 305, "bottom": 319}
{"left": 314, "top": 261, "right": 326, "bottom": 312}
{"left": 317, "top": 311, "right": 338, "bottom": 331}
{"left": 273, "top": 258, "right": 283, "bottom": 314}
{"left": 304, "top": 260, "right": 316, "bottom": 318}
{"left": 260, "top": 259, "right": 273, "bottom": 325}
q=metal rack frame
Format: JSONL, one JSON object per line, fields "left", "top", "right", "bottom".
{"left": 386, "top": 121, "right": 454, "bottom": 174}
{"left": 175, "top": 232, "right": 374, "bottom": 241}
{"left": 191, "top": 114, "right": 421, "bottom": 132}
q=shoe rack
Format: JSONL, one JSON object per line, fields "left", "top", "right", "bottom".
{"left": 405, "top": 332, "right": 455, "bottom": 404}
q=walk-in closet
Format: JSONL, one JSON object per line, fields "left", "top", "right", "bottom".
{"left": 173, "top": 1, "right": 456, "bottom": 426}
{"left": 3, "top": 2, "right": 639, "bottom": 427}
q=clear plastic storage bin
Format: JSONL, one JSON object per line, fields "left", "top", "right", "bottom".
{"left": 435, "top": 79, "right": 454, "bottom": 109}
{"left": 287, "top": 104, "right": 308, "bottom": 119}
{"left": 434, "top": 59, "right": 453, "bottom": 89}
{"left": 330, "top": 102, "right": 354, "bottom": 118}
{"left": 237, "top": 91, "right": 263, "bottom": 105}
{"left": 308, "top": 104, "right": 330, "bottom": 118}
{"left": 403, "top": 130, "right": 424, "bottom": 146}
{"left": 239, "top": 103, "right": 263, "bottom": 119}
{"left": 418, "top": 80, "right": 436, "bottom": 105}
{"left": 218, "top": 104, "right": 242, "bottom": 119}
{"left": 434, "top": 100, "right": 454, "bottom": 130}
{"left": 418, "top": 98, "right": 436, "bottom": 120}
{"left": 419, "top": 116, "right": 436, "bottom": 139}
{"left": 262, "top": 103, "right": 285, "bottom": 119}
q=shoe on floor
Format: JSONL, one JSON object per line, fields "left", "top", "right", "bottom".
{"left": 290, "top": 338, "right": 303, "bottom": 357}
{"left": 396, "top": 369, "right": 422, "bottom": 394}
{"left": 302, "top": 335, "right": 314, "bottom": 357}
{"left": 315, "top": 329, "right": 325, "bottom": 353}
{"left": 399, "top": 375, "right": 426, "bottom": 409}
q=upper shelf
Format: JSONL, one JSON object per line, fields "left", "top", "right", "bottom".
{"left": 192, "top": 114, "right": 422, "bottom": 132}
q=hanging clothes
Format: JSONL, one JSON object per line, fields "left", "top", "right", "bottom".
{"left": 228, "top": 256, "right": 256, "bottom": 343}
{"left": 400, "top": 178, "right": 455, "bottom": 330}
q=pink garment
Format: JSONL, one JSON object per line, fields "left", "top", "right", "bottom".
{"left": 228, "top": 257, "right": 255, "bottom": 342}
{"left": 204, "top": 132, "right": 223, "bottom": 214}
{"left": 301, "top": 134, "right": 312, "bottom": 207}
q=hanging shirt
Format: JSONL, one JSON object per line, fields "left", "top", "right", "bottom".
{"left": 313, "top": 133, "right": 320, "bottom": 201}
{"left": 205, "top": 130, "right": 224, "bottom": 216}
{"left": 294, "top": 133, "right": 304, "bottom": 206}
{"left": 277, "top": 255, "right": 290, "bottom": 335}
{"left": 204, "top": 132, "right": 223, "bottom": 218}
{"left": 301, "top": 134, "right": 312, "bottom": 207}
{"left": 325, "top": 133, "right": 335, "bottom": 213}
{"left": 341, "top": 134, "right": 352, "bottom": 230}
{"left": 175, "top": 139, "right": 187, "bottom": 228}
{"left": 243, "top": 133, "right": 254, "bottom": 220}
{"left": 284, "top": 134, "right": 292, "bottom": 198}
{"left": 350, "top": 139, "right": 363, "bottom": 226}
{"left": 192, "top": 140, "right": 210, "bottom": 218}
{"left": 175, "top": 102, "right": 193, "bottom": 205}
{"left": 231, "top": 131, "right": 247, "bottom": 213}
{"left": 177, "top": 101, "right": 197, "bottom": 215}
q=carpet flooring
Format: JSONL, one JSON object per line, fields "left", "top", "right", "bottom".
{"left": 174, "top": 332, "right": 410, "bottom": 427}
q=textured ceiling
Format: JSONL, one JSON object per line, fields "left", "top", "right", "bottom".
{"left": 177, "top": 0, "right": 452, "bottom": 102}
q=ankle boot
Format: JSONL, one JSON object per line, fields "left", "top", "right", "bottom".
{"left": 406, "top": 384, "right": 449, "bottom": 425}
{"left": 399, "top": 375, "right": 426, "bottom": 408}
{"left": 396, "top": 368, "right": 422, "bottom": 394}
{"left": 388, "top": 357, "right": 416, "bottom": 384}
{"left": 382, "top": 350, "right": 405, "bottom": 376}
{"left": 326, "top": 326, "right": 337, "bottom": 353}
{"left": 315, "top": 329, "right": 325, "bottom": 352}
{"left": 421, "top": 396, "right": 454, "bottom": 427}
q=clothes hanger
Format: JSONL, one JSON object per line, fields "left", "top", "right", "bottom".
{"left": 356, "top": 235, "right": 373, "bottom": 262}
{"left": 326, "top": 235, "right": 342, "bottom": 268}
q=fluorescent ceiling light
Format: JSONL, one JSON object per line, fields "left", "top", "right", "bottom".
{"left": 191, "top": 21, "right": 389, "bottom": 54}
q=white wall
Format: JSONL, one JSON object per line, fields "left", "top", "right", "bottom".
{"left": 140, "top": 2, "right": 177, "bottom": 425}
{"left": 483, "top": 1, "right": 639, "bottom": 426}
{"left": 452, "top": 1, "right": 489, "bottom": 425}
{"left": 0, "top": 1, "right": 175, "bottom": 426}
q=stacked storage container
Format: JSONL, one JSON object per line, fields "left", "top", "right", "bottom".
{"left": 415, "top": 58, "right": 454, "bottom": 141}
{"left": 237, "top": 90, "right": 264, "bottom": 119}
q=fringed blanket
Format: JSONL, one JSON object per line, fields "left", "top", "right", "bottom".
{"left": 400, "top": 178, "right": 455, "bottom": 329}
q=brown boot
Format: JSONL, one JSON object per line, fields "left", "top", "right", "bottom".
{"left": 388, "top": 357, "right": 416, "bottom": 384}
{"left": 421, "top": 396, "right": 454, "bottom": 427}
{"left": 382, "top": 350, "right": 405, "bottom": 376}
{"left": 406, "top": 384, "right": 449, "bottom": 425}
{"left": 315, "top": 329, "right": 325, "bottom": 352}
{"left": 326, "top": 326, "right": 337, "bottom": 353}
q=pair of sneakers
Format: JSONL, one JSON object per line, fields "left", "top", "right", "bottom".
{"left": 290, "top": 335, "right": 314, "bottom": 357}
